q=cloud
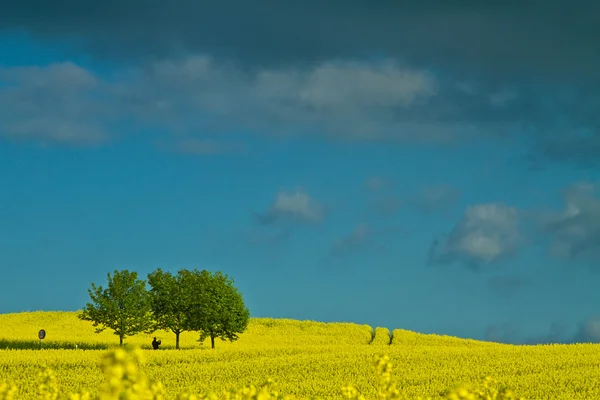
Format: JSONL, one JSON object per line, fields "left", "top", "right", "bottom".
{"left": 331, "top": 224, "right": 370, "bottom": 256}
{"left": 541, "top": 182, "right": 600, "bottom": 262}
{"left": 0, "top": 57, "right": 596, "bottom": 166}
{"left": 1, "top": 2, "right": 599, "bottom": 164}
{"left": 256, "top": 190, "right": 324, "bottom": 225}
{"left": 0, "top": 58, "right": 447, "bottom": 145}
{"left": 429, "top": 203, "right": 522, "bottom": 269}
{"left": 130, "top": 57, "right": 440, "bottom": 141}
{"left": 409, "top": 184, "right": 460, "bottom": 214}
{"left": 0, "top": 62, "right": 111, "bottom": 145}
{"left": 3, "top": 1, "right": 599, "bottom": 87}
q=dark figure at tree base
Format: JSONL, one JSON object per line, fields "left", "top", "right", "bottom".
{"left": 152, "top": 337, "right": 161, "bottom": 350}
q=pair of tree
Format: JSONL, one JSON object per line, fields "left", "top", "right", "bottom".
{"left": 79, "top": 268, "right": 250, "bottom": 349}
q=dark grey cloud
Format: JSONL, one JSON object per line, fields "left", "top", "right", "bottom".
{"left": 2, "top": 1, "right": 599, "bottom": 86}
{"left": 428, "top": 203, "right": 523, "bottom": 269}
{"left": 1, "top": 1, "right": 598, "bottom": 165}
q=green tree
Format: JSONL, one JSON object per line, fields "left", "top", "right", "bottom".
{"left": 147, "top": 268, "right": 196, "bottom": 349}
{"left": 187, "top": 269, "right": 250, "bottom": 349}
{"left": 79, "top": 269, "right": 154, "bottom": 346}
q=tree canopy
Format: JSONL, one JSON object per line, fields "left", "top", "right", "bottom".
{"left": 79, "top": 269, "right": 154, "bottom": 346}
{"left": 79, "top": 268, "right": 249, "bottom": 349}
{"left": 147, "top": 268, "right": 195, "bottom": 349}
{"left": 186, "top": 269, "right": 250, "bottom": 349}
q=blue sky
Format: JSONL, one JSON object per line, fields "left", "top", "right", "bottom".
{"left": 1, "top": 1, "right": 600, "bottom": 344}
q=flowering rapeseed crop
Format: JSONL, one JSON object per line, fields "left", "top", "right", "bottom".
{"left": 0, "top": 311, "right": 599, "bottom": 399}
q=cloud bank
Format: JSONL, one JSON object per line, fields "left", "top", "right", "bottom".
{"left": 2, "top": 1, "right": 599, "bottom": 87}
{"left": 1, "top": 1, "right": 598, "bottom": 165}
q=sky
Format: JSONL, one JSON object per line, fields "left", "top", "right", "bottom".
{"left": 1, "top": 1, "right": 600, "bottom": 345}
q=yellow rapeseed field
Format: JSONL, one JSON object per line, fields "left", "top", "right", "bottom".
{"left": 370, "top": 327, "right": 391, "bottom": 346}
{"left": 0, "top": 311, "right": 599, "bottom": 399}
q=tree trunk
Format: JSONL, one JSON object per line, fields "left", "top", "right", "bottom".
{"left": 119, "top": 335, "right": 123, "bottom": 346}
{"left": 176, "top": 332, "right": 180, "bottom": 350}
{"left": 211, "top": 335, "right": 215, "bottom": 349}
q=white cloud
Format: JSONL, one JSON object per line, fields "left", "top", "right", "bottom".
{"left": 0, "top": 57, "right": 447, "bottom": 145}
{"left": 139, "top": 57, "right": 439, "bottom": 139}
{"left": 257, "top": 190, "right": 324, "bottom": 224}
{"left": 0, "top": 62, "right": 109, "bottom": 144}
{"left": 282, "top": 61, "right": 437, "bottom": 110}
{"left": 429, "top": 203, "right": 522, "bottom": 268}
